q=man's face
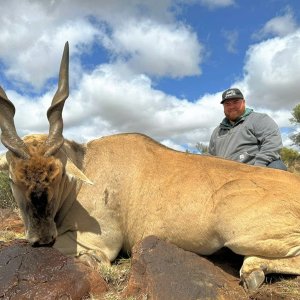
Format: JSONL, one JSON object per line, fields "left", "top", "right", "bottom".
{"left": 223, "top": 98, "right": 246, "bottom": 122}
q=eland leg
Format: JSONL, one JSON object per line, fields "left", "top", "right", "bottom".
{"left": 54, "top": 230, "right": 120, "bottom": 269}
{"left": 240, "top": 255, "right": 300, "bottom": 292}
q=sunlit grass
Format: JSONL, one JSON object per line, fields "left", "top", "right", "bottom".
{"left": 0, "top": 229, "right": 25, "bottom": 242}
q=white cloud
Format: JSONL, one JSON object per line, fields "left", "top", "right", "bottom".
{"left": 6, "top": 64, "right": 222, "bottom": 152}
{"left": 253, "top": 7, "right": 298, "bottom": 40}
{"left": 104, "top": 20, "right": 203, "bottom": 77}
{"left": 241, "top": 30, "right": 300, "bottom": 111}
{"left": 50, "top": 0, "right": 176, "bottom": 25}
{"left": 160, "top": 139, "right": 187, "bottom": 152}
{"left": 61, "top": 66, "right": 222, "bottom": 144}
{"left": 199, "top": 0, "right": 235, "bottom": 9}
{"left": 0, "top": 0, "right": 203, "bottom": 89}
{"left": 0, "top": 1, "right": 99, "bottom": 90}
{"left": 3, "top": 22, "right": 98, "bottom": 90}
{"left": 222, "top": 29, "right": 239, "bottom": 53}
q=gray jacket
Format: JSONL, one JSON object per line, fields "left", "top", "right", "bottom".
{"left": 208, "top": 109, "right": 283, "bottom": 166}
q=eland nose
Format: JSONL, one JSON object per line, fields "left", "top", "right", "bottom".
{"left": 31, "top": 236, "right": 56, "bottom": 247}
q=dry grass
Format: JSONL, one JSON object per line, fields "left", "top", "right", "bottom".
{"left": 0, "top": 171, "right": 16, "bottom": 209}
{"left": 267, "top": 277, "right": 300, "bottom": 297}
{"left": 250, "top": 275, "right": 300, "bottom": 300}
{"left": 102, "top": 293, "right": 141, "bottom": 300}
{"left": 87, "top": 256, "right": 137, "bottom": 300}
{"left": 99, "top": 257, "right": 132, "bottom": 299}
{"left": 0, "top": 172, "right": 24, "bottom": 242}
{"left": 0, "top": 229, "right": 25, "bottom": 242}
{"left": 0, "top": 208, "right": 25, "bottom": 242}
{"left": 98, "top": 258, "right": 149, "bottom": 300}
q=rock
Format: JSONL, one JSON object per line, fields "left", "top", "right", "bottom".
{"left": 0, "top": 239, "right": 108, "bottom": 299}
{"left": 123, "top": 235, "right": 247, "bottom": 300}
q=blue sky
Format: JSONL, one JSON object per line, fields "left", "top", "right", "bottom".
{"left": 158, "top": 1, "right": 300, "bottom": 100}
{"left": 0, "top": 0, "right": 300, "bottom": 152}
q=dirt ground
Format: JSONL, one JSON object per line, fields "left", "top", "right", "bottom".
{"left": 1, "top": 209, "right": 300, "bottom": 300}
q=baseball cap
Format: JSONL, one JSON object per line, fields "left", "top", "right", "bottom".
{"left": 221, "top": 88, "right": 244, "bottom": 104}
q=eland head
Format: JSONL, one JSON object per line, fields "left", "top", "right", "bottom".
{"left": 0, "top": 42, "right": 71, "bottom": 246}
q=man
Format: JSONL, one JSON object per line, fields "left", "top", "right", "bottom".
{"left": 208, "top": 88, "right": 287, "bottom": 170}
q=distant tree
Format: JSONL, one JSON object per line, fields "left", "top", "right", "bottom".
{"left": 280, "top": 147, "right": 300, "bottom": 168}
{"left": 289, "top": 104, "right": 300, "bottom": 146}
{"left": 195, "top": 142, "right": 209, "bottom": 154}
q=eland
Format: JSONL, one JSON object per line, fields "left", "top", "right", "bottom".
{"left": 1, "top": 42, "right": 300, "bottom": 291}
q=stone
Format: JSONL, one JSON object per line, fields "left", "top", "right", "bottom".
{"left": 123, "top": 235, "right": 247, "bottom": 300}
{"left": 0, "top": 239, "right": 108, "bottom": 299}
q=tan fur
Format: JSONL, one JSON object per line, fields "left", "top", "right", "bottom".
{"left": 8, "top": 136, "right": 63, "bottom": 198}
{"left": 3, "top": 132, "right": 300, "bottom": 291}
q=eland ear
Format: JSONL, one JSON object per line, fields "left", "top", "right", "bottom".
{"left": 0, "top": 154, "right": 8, "bottom": 171}
{"left": 65, "top": 159, "right": 93, "bottom": 185}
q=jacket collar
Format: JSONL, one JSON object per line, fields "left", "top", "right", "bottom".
{"left": 220, "top": 108, "right": 253, "bottom": 129}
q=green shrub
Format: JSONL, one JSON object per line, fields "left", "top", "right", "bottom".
{"left": 280, "top": 147, "right": 300, "bottom": 167}
{"left": 0, "top": 171, "right": 16, "bottom": 209}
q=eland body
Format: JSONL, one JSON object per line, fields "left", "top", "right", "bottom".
{"left": 1, "top": 43, "right": 300, "bottom": 291}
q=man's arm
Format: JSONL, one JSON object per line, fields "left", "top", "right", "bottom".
{"left": 253, "top": 114, "right": 282, "bottom": 166}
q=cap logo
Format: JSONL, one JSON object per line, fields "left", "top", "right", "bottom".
{"left": 225, "top": 90, "right": 237, "bottom": 97}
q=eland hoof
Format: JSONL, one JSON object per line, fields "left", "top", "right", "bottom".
{"left": 242, "top": 269, "right": 265, "bottom": 292}
{"left": 78, "top": 250, "right": 111, "bottom": 270}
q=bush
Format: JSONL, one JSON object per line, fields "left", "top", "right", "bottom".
{"left": 280, "top": 147, "right": 300, "bottom": 168}
{"left": 0, "top": 171, "right": 16, "bottom": 209}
